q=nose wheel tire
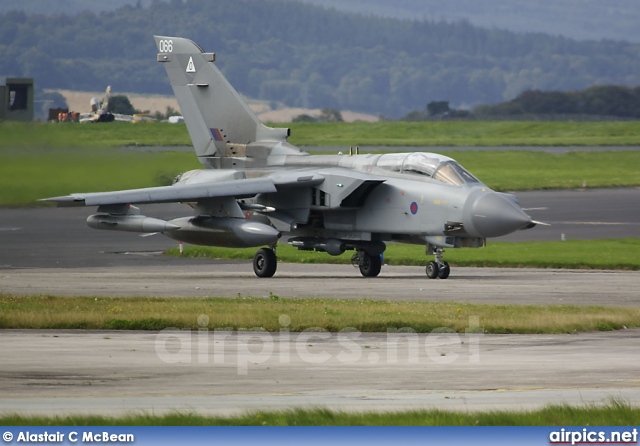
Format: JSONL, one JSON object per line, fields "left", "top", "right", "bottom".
{"left": 253, "top": 248, "right": 277, "bottom": 278}
{"left": 426, "top": 260, "right": 450, "bottom": 279}
{"left": 426, "top": 261, "right": 439, "bottom": 279}
{"left": 437, "top": 261, "right": 450, "bottom": 279}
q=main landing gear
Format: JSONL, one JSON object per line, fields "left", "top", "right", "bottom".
{"left": 253, "top": 246, "right": 277, "bottom": 278}
{"left": 426, "top": 246, "right": 450, "bottom": 279}
{"left": 351, "top": 251, "right": 382, "bottom": 278}
{"left": 252, "top": 242, "right": 385, "bottom": 278}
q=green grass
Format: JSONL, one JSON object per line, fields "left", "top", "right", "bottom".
{"left": 0, "top": 121, "right": 191, "bottom": 149}
{"left": 3, "top": 121, "right": 640, "bottom": 149}
{"left": 431, "top": 150, "right": 640, "bottom": 190}
{"left": 0, "top": 146, "right": 201, "bottom": 206}
{"left": 278, "top": 121, "right": 640, "bottom": 147}
{"left": 1, "top": 401, "right": 637, "bottom": 425}
{"left": 2, "top": 293, "right": 639, "bottom": 334}
{"left": 167, "top": 239, "right": 640, "bottom": 271}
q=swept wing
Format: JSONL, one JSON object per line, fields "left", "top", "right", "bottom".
{"left": 43, "top": 172, "right": 324, "bottom": 207}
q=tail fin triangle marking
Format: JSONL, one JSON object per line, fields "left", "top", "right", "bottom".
{"left": 186, "top": 56, "right": 196, "bottom": 73}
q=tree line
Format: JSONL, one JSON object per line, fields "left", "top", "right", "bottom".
{"left": 400, "top": 86, "right": 640, "bottom": 121}
{"left": 2, "top": 0, "right": 640, "bottom": 117}
{"left": 474, "top": 86, "right": 640, "bottom": 119}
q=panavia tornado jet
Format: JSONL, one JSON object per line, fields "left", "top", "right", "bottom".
{"left": 44, "top": 35, "right": 540, "bottom": 279}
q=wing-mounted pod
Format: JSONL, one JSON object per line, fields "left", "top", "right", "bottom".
{"left": 87, "top": 204, "right": 180, "bottom": 233}
{"left": 164, "top": 216, "right": 281, "bottom": 248}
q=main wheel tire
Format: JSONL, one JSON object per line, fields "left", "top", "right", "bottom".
{"left": 359, "top": 253, "right": 382, "bottom": 277}
{"left": 426, "top": 261, "right": 439, "bottom": 279}
{"left": 253, "top": 248, "right": 277, "bottom": 278}
{"left": 437, "top": 261, "right": 450, "bottom": 279}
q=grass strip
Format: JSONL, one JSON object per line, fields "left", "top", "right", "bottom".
{"left": 281, "top": 121, "right": 640, "bottom": 147}
{"left": 434, "top": 150, "right": 640, "bottom": 191}
{"left": 0, "top": 121, "right": 191, "bottom": 149}
{"left": 1, "top": 294, "right": 638, "bottom": 334}
{"left": 167, "top": 239, "right": 640, "bottom": 271}
{"left": 0, "top": 146, "right": 201, "bottom": 206}
{"left": 1, "top": 401, "right": 637, "bottom": 425}
{"left": 4, "top": 121, "right": 640, "bottom": 149}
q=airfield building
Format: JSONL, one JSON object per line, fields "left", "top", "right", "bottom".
{"left": 0, "top": 77, "right": 34, "bottom": 122}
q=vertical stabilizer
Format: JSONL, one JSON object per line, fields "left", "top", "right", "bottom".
{"left": 154, "top": 36, "right": 289, "bottom": 161}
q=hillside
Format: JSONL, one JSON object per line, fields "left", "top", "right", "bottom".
{"left": 301, "top": 0, "right": 640, "bottom": 44}
{"left": 4, "top": 0, "right": 640, "bottom": 43}
{"left": 2, "top": 0, "right": 640, "bottom": 117}
{"left": 0, "top": 0, "right": 156, "bottom": 15}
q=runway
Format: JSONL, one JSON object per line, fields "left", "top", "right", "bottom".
{"left": 1, "top": 187, "right": 639, "bottom": 416}
{"left": 1, "top": 329, "right": 639, "bottom": 416}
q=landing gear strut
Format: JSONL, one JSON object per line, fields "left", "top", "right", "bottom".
{"left": 253, "top": 246, "right": 277, "bottom": 278}
{"left": 352, "top": 251, "right": 382, "bottom": 278}
{"left": 426, "top": 247, "right": 450, "bottom": 279}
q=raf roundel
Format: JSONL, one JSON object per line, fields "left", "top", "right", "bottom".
{"left": 410, "top": 202, "right": 418, "bottom": 215}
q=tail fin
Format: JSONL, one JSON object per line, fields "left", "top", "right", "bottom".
{"left": 154, "top": 35, "right": 289, "bottom": 162}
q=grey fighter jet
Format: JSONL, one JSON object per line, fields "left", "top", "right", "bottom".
{"left": 44, "top": 35, "right": 539, "bottom": 279}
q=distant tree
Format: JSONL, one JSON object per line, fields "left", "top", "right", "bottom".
{"left": 447, "top": 109, "right": 472, "bottom": 118}
{"left": 164, "top": 105, "right": 181, "bottom": 118}
{"left": 427, "top": 101, "right": 450, "bottom": 116}
{"left": 581, "top": 85, "right": 640, "bottom": 117}
{"left": 34, "top": 88, "right": 68, "bottom": 121}
{"left": 399, "top": 102, "right": 469, "bottom": 121}
{"left": 319, "top": 108, "right": 343, "bottom": 122}
{"left": 400, "top": 110, "right": 428, "bottom": 121}
{"left": 107, "top": 95, "right": 136, "bottom": 115}
{"left": 292, "top": 114, "right": 317, "bottom": 122}
{"left": 513, "top": 90, "right": 577, "bottom": 114}
{"left": 474, "top": 85, "right": 640, "bottom": 118}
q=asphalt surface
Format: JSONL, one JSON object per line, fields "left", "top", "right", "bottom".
{"left": 1, "top": 329, "right": 639, "bottom": 416}
{"left": 1, "top": 187, "right": 639, "bottom": 416}
{"left": 2, "top": 264, "right": 639, "bottom": 306}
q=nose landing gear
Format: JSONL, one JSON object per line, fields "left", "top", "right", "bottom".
{"left": 426, "top": 246, "right": 450, "bottom": 279}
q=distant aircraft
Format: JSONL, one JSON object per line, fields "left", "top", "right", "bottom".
{"left": 79, "top": 86, "right": 115, "bottom": 123}
{"left": 44, "top": 36, "right": 539, "bottom": 279}
{"left": 79, "top": 86, "right": 134, "bottom": 123}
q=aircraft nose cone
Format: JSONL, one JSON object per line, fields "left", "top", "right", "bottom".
{"left": 471, "top": 192, "right": 533, "bottom": 238}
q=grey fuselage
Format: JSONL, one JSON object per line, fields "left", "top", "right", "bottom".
{"left": 174, "top": 143, "right": 532, "bottom": 252}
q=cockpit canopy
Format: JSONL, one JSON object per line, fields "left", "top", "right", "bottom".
{"left": 376, "top": 152, "right": 480, "bottom": 186}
